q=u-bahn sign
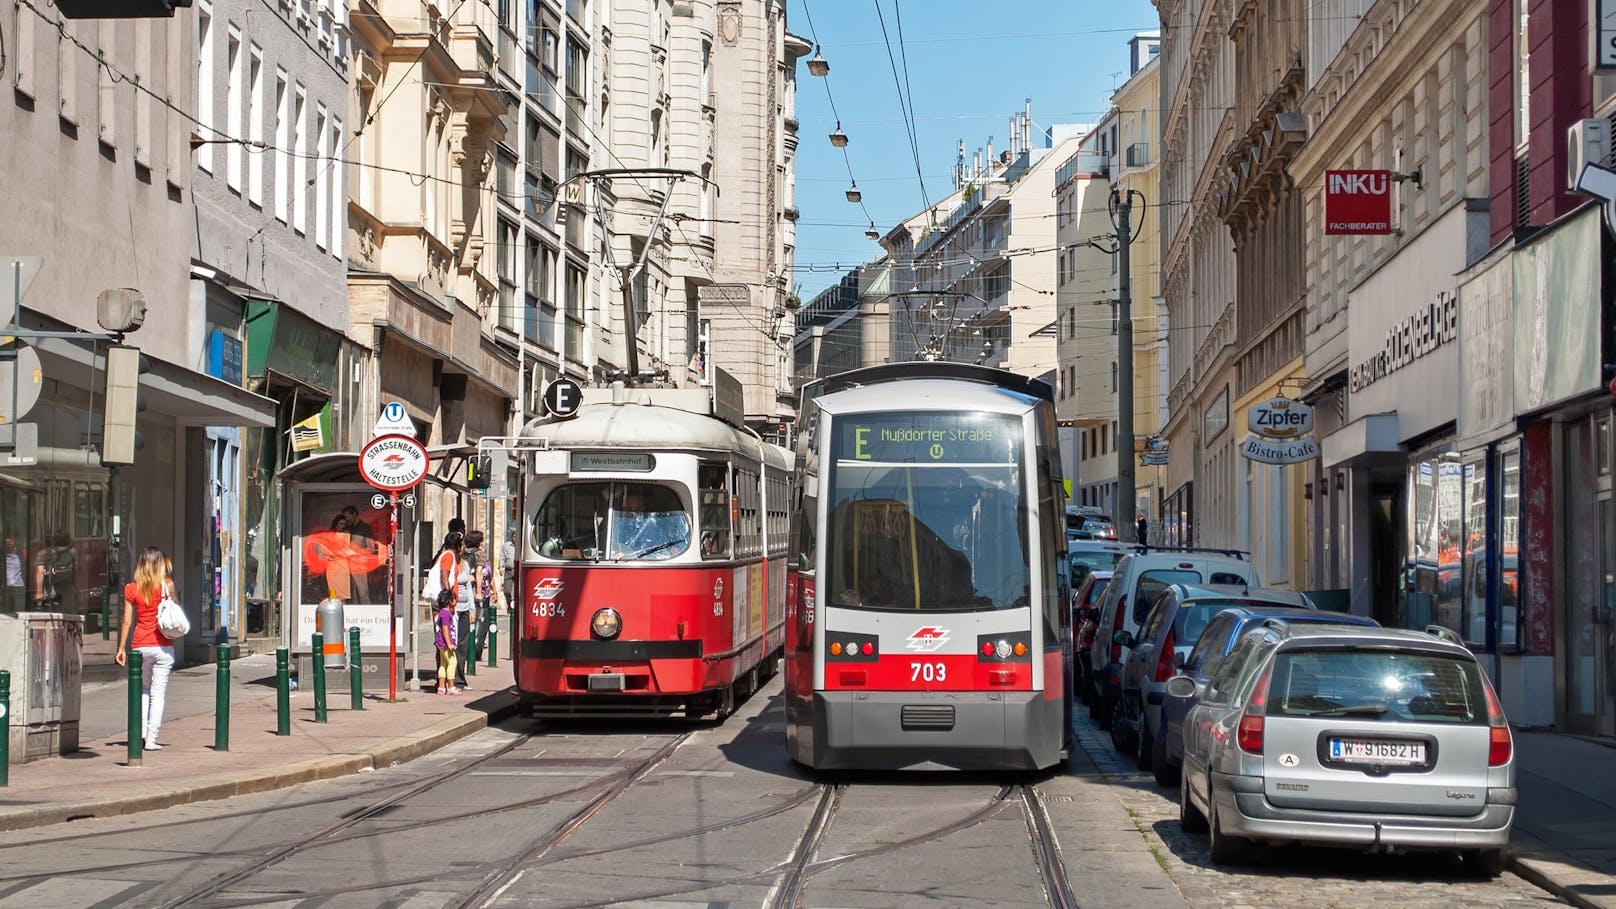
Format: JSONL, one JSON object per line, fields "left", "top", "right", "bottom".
{"left": 1247, "top": 397, "right": 1313, "bottom": 440}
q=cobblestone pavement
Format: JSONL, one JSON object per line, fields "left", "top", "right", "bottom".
{"left": 1073, "top": 719, "right": 1567, "bottom": 909}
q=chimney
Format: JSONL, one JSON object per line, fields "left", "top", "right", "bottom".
{"left": 1009, "top": 117, "right": 1019, "bottom": 155}
{"left": 985, "top": 135, "right": 994, "bottom": 169}
{"left": 1023, "top": 99, "right": 1033, "bottom": 150}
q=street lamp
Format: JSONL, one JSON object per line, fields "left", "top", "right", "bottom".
{"left": 807, "top": 46, "right": 829, "bottom": 76}
{"left": 845, "top": 182, "right": 862, "bottom": 203}
{"left": 864, "top": 221, "right": 880, "bottom": 240}
{"left": 829, "top": 122, "right": 849, "bottom": 148}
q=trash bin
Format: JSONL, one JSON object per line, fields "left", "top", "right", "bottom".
{"left": 0, "top": 612, "right": 83, "bottom": 763}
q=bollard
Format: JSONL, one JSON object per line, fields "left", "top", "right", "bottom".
{"left": 214, "top": 642, "right": 230, "bottom": 751}
{"left": 0, "top": 670, "right": 10, "bottom": 786}
{"left": 467, "top": 613, "right": 478, "bottom": 678}
{"left": 276, "top": 646, "right": 290, "bottom": 736}
{"left": 487, "top": 617, "right": 498, "bottom": 668}
{"left": 100, "top": 586, "right": 110, "bottom": 640}
{"left": 311, "top": 631, "right": 328, "bottom": 723}
{"left": 349, "top": 627, "right": 363, "bottom": 710}
{"left": 127, "top": 650, "right": 144, "bottom": 766}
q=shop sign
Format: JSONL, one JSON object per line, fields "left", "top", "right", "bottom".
{"left": 358, "top": 434, "right": 428, "bottom": 491}
{"left": 1349, "top": 290, "right": 1458, "bottom": 393}
{"left": 1203, "top": 386, "right": 1230, "bottom": 441}
{"left": 1239, "top": 433, "right": 1320, "bottom": 465}
{"left": 206, "top": 330, "right": 243, "bottom": 385}
{"left": 1598, "top": 0, "right": 1616, "bottom": 69}
{"left": 1324, "top": 170, "right": 1392, "bottom": 235}
{"left": 1247, "top": 397, "right": 1313, "bottom": 440}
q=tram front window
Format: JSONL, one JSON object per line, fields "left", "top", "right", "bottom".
{"left": 825, "top": 412, "right": 1029, "bottom": 611}
{"left": 533, "top": 482, "right": 691, "bottom": 561}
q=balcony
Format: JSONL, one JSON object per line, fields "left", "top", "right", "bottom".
{"left": 1124, "top": 142, "right": 1149, "bottom": 168}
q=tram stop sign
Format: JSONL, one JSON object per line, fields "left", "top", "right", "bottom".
{"left": 543, "top": 377, "right": 583, "bottom": 418}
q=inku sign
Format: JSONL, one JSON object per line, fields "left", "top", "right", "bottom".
{"left": 1324, "top": 169, "right": 1393, "bottom": 235}
{"left": 359, "top": 434, "right": 429, "bottom": 491}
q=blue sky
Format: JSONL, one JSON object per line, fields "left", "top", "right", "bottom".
{"left": 786, "top": 0, "right": 1161, "bottom": 300}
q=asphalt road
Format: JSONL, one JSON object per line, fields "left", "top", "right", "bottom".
{"left": 0, "top": 676, "right": 1570, "bottom": 908}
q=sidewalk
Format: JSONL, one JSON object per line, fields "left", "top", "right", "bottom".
{"left": 1510, "top": 732, "right": 1616, "bottom": 909}
{"left": 0, "top": 642, "right": 518, "bottom": 832}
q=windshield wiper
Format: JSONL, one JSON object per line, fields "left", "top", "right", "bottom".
{"left": 1302, "top": 704, "right": 1390, "bottom": 718}
{"left": 620, "top": 539, "right": 685, "bottom": 561}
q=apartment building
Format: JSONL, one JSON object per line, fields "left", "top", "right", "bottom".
{"left": 791, "top": 261, "right": 891, "bottom": 389}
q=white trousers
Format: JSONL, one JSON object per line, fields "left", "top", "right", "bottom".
{"left": 138, "top": 645, "right": 176, "bottom": 744}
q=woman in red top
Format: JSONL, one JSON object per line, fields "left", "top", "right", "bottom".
{"left": 116, "top": 547, "right": 177, "bottom": 750}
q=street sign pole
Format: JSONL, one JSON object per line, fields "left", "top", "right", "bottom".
{"left": 388, "top": 491, "right": 399, "bottom": 701}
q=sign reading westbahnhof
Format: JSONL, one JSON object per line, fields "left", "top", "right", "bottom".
{"left": 359, "top": 433, "right": 428, "bottom": 491}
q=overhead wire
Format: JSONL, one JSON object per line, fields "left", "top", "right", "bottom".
{"left": 798, "top": 0, "right": 877, "bottom": 228}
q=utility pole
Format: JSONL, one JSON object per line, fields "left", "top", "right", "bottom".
{"left": 1114, "top": 190, "right": 1136, "bottom": 543}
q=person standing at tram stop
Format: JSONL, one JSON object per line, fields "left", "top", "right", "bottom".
{"left": 428, "top": 532, "right": 464, "bottom": 694}
{"left": 453, "top": 532, "right": 478, "bottom": 690}
{"left": 116, "top": 547, "right": 177, "bottom": 750}
{"left": 464, "top": 531, "right": 502, "bottom": 670}
{"left": 434, "top": 589, "right": 459, "bottom": 695}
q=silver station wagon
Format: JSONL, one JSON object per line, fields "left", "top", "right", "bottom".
{"left": 1173, "top": 622, "right": 1514, "bottom": 877}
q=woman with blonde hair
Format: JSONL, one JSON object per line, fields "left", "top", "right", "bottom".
{"left": 116, "top": 547, "right": 177, "bottom": 750}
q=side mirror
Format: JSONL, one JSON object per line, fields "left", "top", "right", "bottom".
{"left": 1164, "top": 675, "right": 1197, "bottom": 699}
{"left": 1112, "top": 630, "right": 1135, "bottom": 648}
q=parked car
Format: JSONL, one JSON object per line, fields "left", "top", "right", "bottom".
{"left": 1113, "top": 585, "right": 1313, "bottom": 776}
{"left": 1067, "top": 507, "right": 1116, "bottom": 541}
{"left": 1086, "top": 548, "right": 1259, "bottom": 733}
{"left": 1174, "top": 622, "right": 1514, "bottom": 876}
{"left": 1083, "top": 517, "right": 1118, "bottom": 539}
{"left": 1071, "top": 570, "right": 1114, "bottom": 705}
{"left": 1159, "top": 605, "right": 1379, "bottom": 786}
{"left": 1068, "top": 539, "right": 1137, "bottom": 588}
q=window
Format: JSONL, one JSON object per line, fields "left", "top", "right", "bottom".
{"left": 273, "top": 73, "right": 289, "bottom": 222}
{"left": 330, "top": 117, "right": 344, "bottom": 260}
{"left": 498, "top": 218, "right": 518, "bottom": 327}
{"left": 699, "top": 163, "right": 712, "bottom": 233}
{"left": 521, "top": 234, "right": 541, "bottom": 337}
{"left": 356, "top": 86, "right": 373, "bottom": 210}
{"left": 314, "top": 104, "right": 329, "bottom": 249}
{"left": 1183, "top": 613, "right": 1235, "bottom": 673}
{"left": 1111, "top": 361, "right": 1118, "bottom": 393}
{"left": 532, "top": 482, "right": 690, "bottom": 562}
{"left": 1110, "top": 302, "right": 1118, "bottom": 334}
{"left": 247, "top": 47, "right": 264, "bottom": 205}
{"left": 1514, "top": 0, "right": 1529, "bottom": 150}
{"left": 565, "top": 263, "right": 585, "bottom": 357}
{"left": 292, "top": 86, "right": 308, "bottom": 233}
{"left": 699, "top": 463, "right": 733, "bottom": 560}
{"left": 1269, "top": 650, "right": 1487, "bottom": 724}
{"left": 1131, "top": 570, "right": 1201, "bottom": 624}
{"left": 197, "top": 7, "right": 215, "bottom": 172}
{"left": 1205, "top": 632, "right": 1262, "bottom": 703}
{"left": 700, "top": 40, "right": 711, "bottom": 99}
{"left": 649, "top": 109, "right": 662, "bottom": 159}
{"left": 226, "top": 30, "right": 243, "bottom": 191}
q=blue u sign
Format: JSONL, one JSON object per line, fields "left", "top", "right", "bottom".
{"left": 382, "top": 401, "right": 407, "bottom": 423}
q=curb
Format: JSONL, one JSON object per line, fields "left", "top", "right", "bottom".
{"left": 0, "top": 690, "right": 521, "bottom": 833}
{"left": 1511, "top": 854, "right": 1611, "bottom": 909}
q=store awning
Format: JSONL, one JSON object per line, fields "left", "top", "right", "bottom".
{"left": 1321, "top": 413, "right": 1400, "bottom": 468}
{"left": 32, "top": 336, "right": 277, "bottom": 429}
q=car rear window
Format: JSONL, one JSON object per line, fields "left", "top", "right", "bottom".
{"left": 1082, "top": 578, "right": 1110, "bottom": 608}
{"left": 1133, "top": 570, "right": 1201, "bottom": 623}
{"left": 1268, "top": 649, "right": 1488, "bottom": 724}
{"left": 1071, "top": 550, "right": 1127, "bottom": 574}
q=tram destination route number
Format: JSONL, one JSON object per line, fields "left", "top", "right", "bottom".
{"left": 837, "top": 412, "right": 1019, "bottom": 464}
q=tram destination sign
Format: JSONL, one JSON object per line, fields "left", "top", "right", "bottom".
{"left": 835, "top": 413, "right": 1019, "bottom": 464}
{"left": 571, "top": 452, "right": 655, "bottom": 472}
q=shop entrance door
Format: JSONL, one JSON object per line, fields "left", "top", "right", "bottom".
{"left": 1369, "top": 483, "right": 1402, "bottom": 629}
{"left": 1565, "top": 416, "right": 1615, "bottom": 736}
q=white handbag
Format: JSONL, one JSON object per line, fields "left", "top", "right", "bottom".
{"left": 157, "top": 584, "right": 191, "bottom": 639}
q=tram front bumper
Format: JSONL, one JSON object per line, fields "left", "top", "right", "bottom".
{"left": 806, "top": 690, "right": 1057, "bottom": 771}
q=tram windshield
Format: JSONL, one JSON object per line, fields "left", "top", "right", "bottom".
{"left": 825, "top": 411, "right": 1029, "bottom": 612}
{"left": 532, "top": 481, "right": 692, "bottom": 561}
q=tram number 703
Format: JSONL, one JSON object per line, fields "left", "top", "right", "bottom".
{"left": 910, "top": 661, "right": 947, "bottom": 683}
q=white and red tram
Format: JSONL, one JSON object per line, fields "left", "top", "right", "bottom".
{"left": 514, "top": 383, "right": 791, "bottom": 718}
{"left": 785, "top": 363, "right": 1072, "bottom": 770}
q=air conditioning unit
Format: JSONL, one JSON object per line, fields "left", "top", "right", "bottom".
{"left": 1568, "top": 119, "right": 1611, "bottom": 191}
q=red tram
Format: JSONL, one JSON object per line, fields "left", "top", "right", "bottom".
{"left": 514, "top": 383, "right": 791, "bottom": 718}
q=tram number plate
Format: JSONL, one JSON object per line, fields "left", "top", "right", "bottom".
{"left": 587, "top": 672, "right": 626, "bottom": 692}
{"left": 1328, "top": 738, "right": 1424, "bottom": 765}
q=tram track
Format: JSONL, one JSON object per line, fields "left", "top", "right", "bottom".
{"left": 1020, "top": 783, "right": 1079, "bottom": 909}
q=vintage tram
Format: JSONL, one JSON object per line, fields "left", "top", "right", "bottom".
{"left": 784, "top": 363, "right": 1072, "bottom": 770}
{"left": 514, "top": 381, "right": 791, "bottom": 718}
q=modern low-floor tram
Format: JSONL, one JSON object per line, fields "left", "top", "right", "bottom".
{"left": 785, "top": 363, "right": 1072, "bottom": 770}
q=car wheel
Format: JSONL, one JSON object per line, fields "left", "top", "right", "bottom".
{"left": 1152, "top": 731, "right": 1179, "bottom": 788}
{"left": 1136, "top": 714, "right": 1155, "bottom": 772}
{"left": 1110, "top": 701, "right": 1133, "bottom": 754}
{"left": 1099, "top": 693, "right": 1115, "bottom": 731}
{"left": 1207, "top": 798, "right": 1255, "bottom": 866}
{"left": 1461, "top": 848, "right": 1507, "bottom": 879}
{"left": 1087, "top": 682, "right": 1102, "bottom": 719}
{"left": 1179, "top": 770, "right": 1207, "bottom": 833}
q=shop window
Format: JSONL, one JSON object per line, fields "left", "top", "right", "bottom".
{"left": 1460, "top": 459, "right": 1488, "bottom": 646}
{"left": 1497, "top": 449, "right": 1520, "bottom": 649}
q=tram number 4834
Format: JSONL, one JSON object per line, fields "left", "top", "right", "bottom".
{"left": 531, "top": 603, "right": 566, "bottom": 618}
{"left": 910, "top": 661, "right": 947, "bottom": 683}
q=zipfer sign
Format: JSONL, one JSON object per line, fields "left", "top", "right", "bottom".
{"left": 1324, "top": 169, "right": 1392, "bottom": 235}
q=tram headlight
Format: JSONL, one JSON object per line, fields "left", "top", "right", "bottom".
{"left": 995, "top": 640, "right": 1013, "bottom": 660}
{"left": 591, "top": 607, "right": 622, "bottom": 640}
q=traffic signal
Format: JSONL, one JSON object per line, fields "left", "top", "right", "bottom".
{"left": 467, "top": 453, "right": 492, "bottom": 490}
{"left": 103, "top": 344, "right": 148, "bottom": 466}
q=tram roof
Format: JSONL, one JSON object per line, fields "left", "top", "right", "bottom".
{"left": 524, "top": 402, "right": 789, "bottom": 469}
{"left": 803, "top": 362, "right": 1053, "bottom": 405}
{"left": 813, "top": 376, "right": 1045, "bottom": 417}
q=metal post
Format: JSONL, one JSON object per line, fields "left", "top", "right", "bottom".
{"left": 102, "top": 465, "right": 121, "bottom": 640}
{"left": 487, "top": 607, "right": 498, "bottom": 668}
{"left": 275, "top": 645, "right": 290, "bottom": 735}
{"left": 349, "top": 626, "right": 363, "bottom": 710}
{"left": 214, "top": 641, "right": 230, "bottom": 751}
{"left": 312, "top": 631, "right": 328, "bottom": 723}
{"left": 127, "top": 650, "right": 143, "bottom": 766}
{"left": 0, "top": 670, "right": 10, "bottom": 785}
{"left": 388, "top": 493, "right": 398, "bottom": 701}
{"left": 1114, "top": 190, "right": 1137, "bottom": 543}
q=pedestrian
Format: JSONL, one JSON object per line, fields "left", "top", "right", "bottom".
{"left": 433, "top": 589, "right": 459, "bottom": 695}
{"left": 2, "top": 536, "right": 26, "bottom": 612}
{"left": 1136, "top": 512, "right": 1149, "bottom": 546}
{"left": 454, "top": 531, "right": 478, "bottom": 689}
{"left": 116, "top": 547, "right": 177, "bottom": 750}
{"left": 466, "top": 530, "right": 502, "bottom": 665}
{"left": 500, "top": 531, "right": 517, "bottom": 605}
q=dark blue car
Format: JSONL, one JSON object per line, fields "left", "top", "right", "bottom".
{"left": 1156, "top": 605, "right": 1378, "bottom": 786}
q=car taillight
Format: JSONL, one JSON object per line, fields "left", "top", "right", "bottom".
{"left": 1110, "top": 596, "right": 1128, "bottom": 663}
{"left": 1485, "top": 681, "right": 1512, "bottom": 766}
{"left": 1236, "top": 664, "right": 1272, "bottom": 754}
{"left": 1153, "top": 629, "right": 1175, "bottom": 682}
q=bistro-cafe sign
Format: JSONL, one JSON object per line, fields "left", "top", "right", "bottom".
{"left": 1239, "top": 397, "right": 1318, "bottom": 465}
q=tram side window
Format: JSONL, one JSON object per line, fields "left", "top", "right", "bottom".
{"left": 698, "top": 463, "right": 732, "bottom": 560}
{"left": 736, "top": 467, "right": 761, "bottom": 558}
